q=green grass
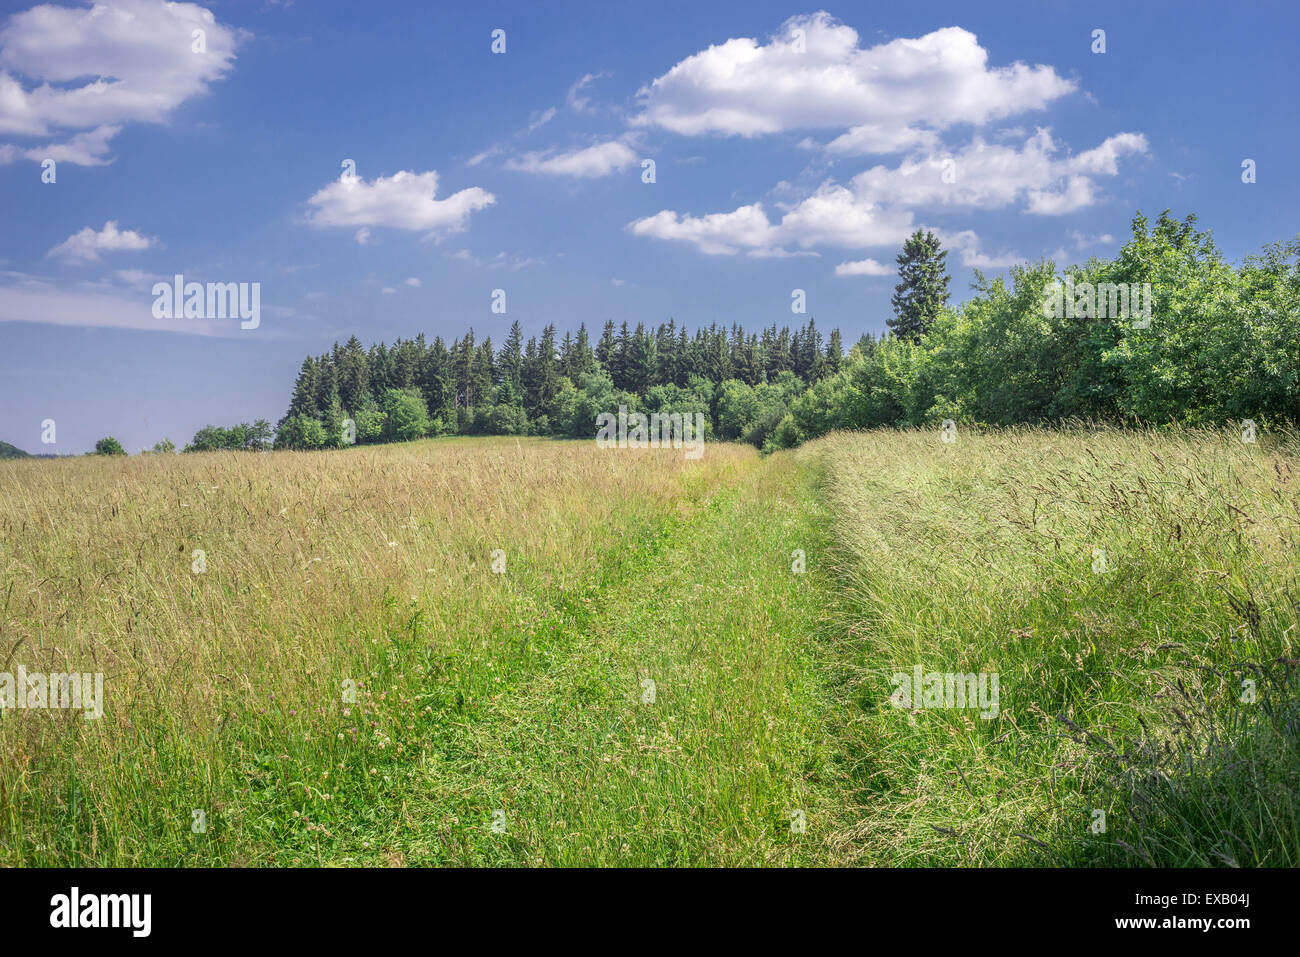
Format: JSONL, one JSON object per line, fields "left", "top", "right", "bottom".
{"left": 807, "top": 425, "right": 1300, "bottom": 867}
{"left": 2, "top": 427, "right": 1297, "bottom": 866}
{"left": 248, "top": 449, "right": 845, "bottom": 865}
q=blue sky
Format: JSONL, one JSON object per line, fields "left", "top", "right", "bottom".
{"left": 1, "top": 0, "right": 1296, "bottom": 453}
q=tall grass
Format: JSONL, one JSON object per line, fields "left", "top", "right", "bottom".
{"left": 1, "top": 435, "right": 844, "bottom": 866}
{"left": 807, "top": 425, "right": 1300, "bottom": 866}
{"left": 0, "top": 437, "right": 754, "bottom": 864}
{"left": 5, "top": 426, "right": 1295, "bottom": 866}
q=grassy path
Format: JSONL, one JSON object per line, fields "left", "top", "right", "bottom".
{"left": 358, "top": 450, "right": 847, "bottom": 865}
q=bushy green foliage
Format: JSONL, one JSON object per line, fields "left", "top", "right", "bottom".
{"left": 716, "top": 374, "right": 803, "bottom": 446}
{"left": 273, "top": 414, "right": 327, "bottom": 450}
{"left": 769, "top": 211, "right": 1299, "bottom": 449}
{"left": 352, "top": 393, "right": 386, "bottom": 444}
{"left": 185, "top": 419, "right": 273, "bottom": 452}
{"left": 555, "top": 370, "right": 633, "bottom": 438}
{"left": 380, "top": 387, "right": 430, "bottom": 442}
{"left": 93, "top": 436, "right": 126, "bottom": 456}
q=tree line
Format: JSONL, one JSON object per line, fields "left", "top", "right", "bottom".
{"left": 269, "top": 316, "right": 845, "bottom": 450}
{"left": 112, "top": 208, "right": 1294, "bottom": 457}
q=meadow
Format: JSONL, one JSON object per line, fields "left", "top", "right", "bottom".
{"left": 1, "top": 427, "right": 1297, "bottom": 866}
{"left": 813, "top": 425, "right": 1300, "bottom": 866}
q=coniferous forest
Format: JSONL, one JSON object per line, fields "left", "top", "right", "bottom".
{"left": 272, "top": 315, "right": 840, "bottom": 451}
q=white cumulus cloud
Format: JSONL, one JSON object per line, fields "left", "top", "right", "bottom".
{"left": 819, "top": 124, "right": 939, "bottom": 157}
{"left": 628, "top": 182, "right": 914, "bottom": 257}
{"left": 628, "top": 204, "right": 780, "bottom": 256}
{"left": 49, "top": 220, "right": 154, "bottom": 262}
{"left": 850, "top": 129, "right": 1148, "bottom": 214}
{"left": 631, "top": 14, "right": 1075, "bottom": 142}
{"left": 305, "top": 170, "right": 495, "bottom": 239}
{"left": 835, "top": 257, "right": 893, "bottom": 277}
{"left": 629, "top": 129, "right": 1146, "bottom": 259}
{"left": 0, "top": 0, "right": 242, "bottom": 164}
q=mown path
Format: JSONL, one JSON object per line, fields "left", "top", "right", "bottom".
{"left": 379, "top": 449, "right": 850, "bottom": 865}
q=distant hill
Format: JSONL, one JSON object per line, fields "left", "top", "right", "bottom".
{"left": 0, "top": 440, "right": 33, "bottom": 459}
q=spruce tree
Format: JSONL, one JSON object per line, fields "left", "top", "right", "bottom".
{"left": 625, "top": 323, "right": 655, "bottom": 395}
{"left": 611, "top": 321, "right": 631, "bottom": 391}
{"left": 337, "top": 336, "right": 370, "bottom": 414}
{"left": 521, "top": 337, "right": 541, "bottom": 420}
{"left": 421, "top": 338, "right": 452, "bottom": 423}
{"left": 889, "top": 229, "right": 949, "bottom": 343}
{"left": 536, "top": 325, "right": 560, "bottom": 420}
{"left": 595, "top": 320, "right": 616, "bottom": 373}
{"left": 286, "top": 356, "right": 321, "bottom": 420}
{"left": 673, "top": 327, "right": 693, "bottom": 386}
{"left": 571, "top": 323, "right": 595, "bottom": 380}
{"left": 825, "top": 328, "right": 843, "bottom": 375}
{"left": 469, "top": 343, "right": 494, "bottom": 409}
{"left": 500, "top": 321, "right": 524, "bottom": 391}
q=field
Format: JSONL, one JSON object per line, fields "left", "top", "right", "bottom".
{"left": 1, "top": 428, "right": 1297, "bottom": 866}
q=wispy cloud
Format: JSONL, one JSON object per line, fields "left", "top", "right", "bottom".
{"left": 567, "top": 72, "right": 611, "bottom": 113}
{"left": 505, "top": 139, "right": 638, "bottom": 179}
{"left": 0, "top": 273, "right": 240, "bottom": 335}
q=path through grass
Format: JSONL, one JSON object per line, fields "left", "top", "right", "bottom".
{"left": 300, "top": 448, "right": 846, "bottom": 865}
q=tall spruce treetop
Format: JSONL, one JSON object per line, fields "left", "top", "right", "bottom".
{"left": 500, "top": 321, "right": 524, "bottom": 391}
{"left": 285, "top": 356, "right": 321, "bottom": 421}
{"left": 889, "top": 229, "right": 950, "bottom": 343}
{"left": 825, "top": 328, "right": 843, "bottom": 375}
{"left": 336, "top": 336, "right": 369, "bottom": 415}
{"left": 572, "top": 323, "right": 594, "bottom": 379}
